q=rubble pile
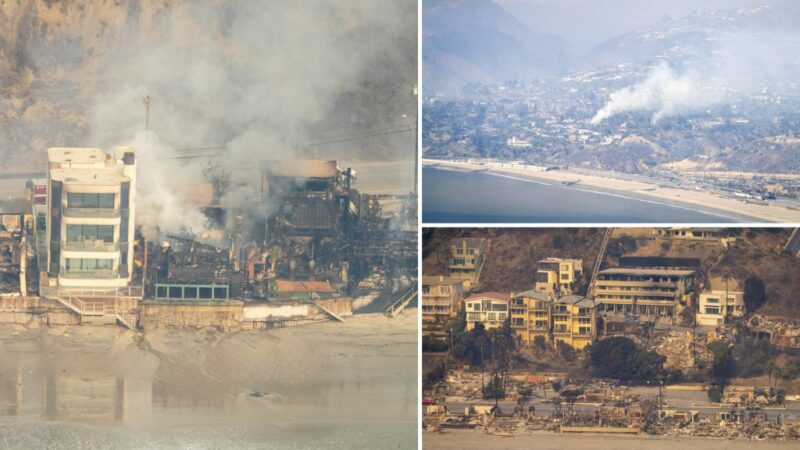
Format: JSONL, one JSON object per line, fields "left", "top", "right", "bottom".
{"left": 652, "top": 330, "right": 712, "bottom": 373}
{"left": 445, "top": 370, "right": 487, "bottom": 400}
{"left": 749, "top": 314, "right": 800, "bottom": 350}
{"left": 664, "top": 417, "right": 800, "bottom": 440}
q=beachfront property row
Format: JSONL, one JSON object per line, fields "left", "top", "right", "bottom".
{"left": 423, "top": 239, "right": 748, "bottom": 345}
{"left": 462, "top": 290, "right": 597, "bottom": 350}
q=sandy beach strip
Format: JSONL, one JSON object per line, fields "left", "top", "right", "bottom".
{"left": 424, "top": 429, "right": 799, "bottom": 450}
{"left": 423, "top": 159, "right": 800, "bottom": 223}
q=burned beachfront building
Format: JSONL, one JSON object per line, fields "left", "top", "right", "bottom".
{"left": 257, "top": 160, "right": 353, "bottom": 285}
{"left": 0, "top": 213, "right": 29, "bottom": 297}
{"left": 138, "top": 158, "right": 415, "bottom": 320}
{"left": 255, "top": 159, "right": 417, "bottom": 299}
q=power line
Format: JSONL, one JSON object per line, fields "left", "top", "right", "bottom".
{"left": 161, "top": 127, "right": 414, "bottom": 160}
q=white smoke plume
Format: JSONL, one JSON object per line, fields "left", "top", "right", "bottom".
{"left": 590, "top": 63, "right": 721, "bottom": 124}
{"left": 84, "top": 0, "right": 416, "bottom": 240}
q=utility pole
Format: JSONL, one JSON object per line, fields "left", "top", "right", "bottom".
{"left": 143, "top": 95, "right": 151, "bottom": 131}
{"left": 143, "top": 95, "right": 151, "bottom": 145}
{"left": 413, "top": 84, "right": 418, "bottom": 196}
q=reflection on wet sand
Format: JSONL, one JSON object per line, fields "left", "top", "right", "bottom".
{"left": 0, "top": 312, "right": 416, "bottom": 449}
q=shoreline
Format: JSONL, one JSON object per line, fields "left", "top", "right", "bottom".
{"left": 423, "top": 159, "right": 800, "bottom": 223}
{"left": 423, "top": 429, "right": 799, "bottom": 449}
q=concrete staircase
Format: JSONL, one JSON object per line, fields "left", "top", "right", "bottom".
{"left": 588, "top": 227, "right": 613, "bottom": 297}
{"left": 385, "top": 287, "right": 417, "bottom": 318}
{"left": 311, "top": 301, "right": 345, "bottom": 322}
{"left": 49, "top": 293, "right": 139, "bottom": 328}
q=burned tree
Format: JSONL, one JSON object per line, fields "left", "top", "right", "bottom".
{"left": 202, "top": 161, "right": 231, "bottom": 205}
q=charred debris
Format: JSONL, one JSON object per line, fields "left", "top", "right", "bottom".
{"left": 145, "top": 160, "right": 416, "bottom": 307}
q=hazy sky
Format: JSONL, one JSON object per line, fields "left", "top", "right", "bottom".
{"left": 499, "top": 0, "right": 800, "bottom": 53}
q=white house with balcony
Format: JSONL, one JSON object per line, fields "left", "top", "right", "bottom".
{"left": 696, "top": 277, "right": 745, "bottom": 327}
{"left": 46, "top": 147, "right": 136, "bottom": 290}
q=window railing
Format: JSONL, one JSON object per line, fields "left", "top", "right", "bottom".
{"left": 60, "top": 268, "right": 119, "bottom": 279}
{"left": 63, "top": 241, "right": 120, "bottom": 252}
{"left": 63, "top": 207, "right": 120, "bottom": 219}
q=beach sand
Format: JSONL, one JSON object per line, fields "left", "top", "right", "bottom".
{"left": 424, "top": 429, "right": 799, "bottom": 450}
{"left": 424, "top": 159, "right": 800, "bottom": 223}
{"left": 0, "top": 311, "right": 418, "bottom": 449}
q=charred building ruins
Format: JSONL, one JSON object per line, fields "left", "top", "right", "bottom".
{"left": 1, "top": 149, "right": 416, "bottom": 329}
{"left": 144, "top": 158, "right": 417, "bottom": 327}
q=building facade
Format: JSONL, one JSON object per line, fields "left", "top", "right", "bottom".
{"left": 534, "top": 257, "right": 583, "bottom": 295}
{"left": 510, "top": 289, "right": 552, "bottom": 345}
{"left": 464, "top": 292, "right": 509, "bottom": 331}
{"left": 449, "top": 238, "right": 487, "bottom": 291}
{"left": 46, "top": 147, "right": 136, "bottom": 289}
{"left": 552, "top": 295, "right": 596, "bottom": 350}
{"left": 422, "top": 275, "right": 465, "bottom": 324}
{"left": 594, "top": 268, "right": 694, "bottom": 317}
{"left": 655, "top": 228, "right": 721, "bottom": 241}
{"left": 696, "top": 277, "right": 745, "bottom": 327}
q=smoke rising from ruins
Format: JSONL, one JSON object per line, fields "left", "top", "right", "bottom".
{"left": 85, "top": 0, "right": 416, "bottom": 239}
{"left": 590, "top": 63, "right": 714, "bottom": 125}
{"left": 591, "top": 20, "right": 800, "bottom": 125}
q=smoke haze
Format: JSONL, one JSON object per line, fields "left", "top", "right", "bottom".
{"left": 80, "top": 0, "right": 416, "bottom": 238}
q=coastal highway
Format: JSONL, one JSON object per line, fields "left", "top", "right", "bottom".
{"left": 438, "top": 386, "right": 800, "bottom": 421}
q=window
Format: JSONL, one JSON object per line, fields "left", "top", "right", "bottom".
{"left": 67, "top": 193, "right": 115, "bottom": 209}
{"left": 561, "top": 273, "right": 569, "bottom": 280}
{"left": 452, "top": 258, "right": 466, "bottom": 265}
{"left": 491, "top": 303, "right": 506, "bottom": 312}
{"left": 66, "top": 224, "right": 114, "bottom": 242}
{"left": 534, "top": 320, "right": 547, "bottom": 328}
{"left": 706, "top": 297, "right": 720, "bottom": 304}
{"left": 488, "top": 313, "right": 496, "bottom": 321}
{"left": 65, "top": 258, "right": 114, "bottom": 272}
{"left": 535, "top": 272, "right": 549, "bottom": 282}
{"left": 579, "top": 327, "right": 591, "bottom": 334}
{"left": 705, "top": 306, "right": 720, "bottom": 315}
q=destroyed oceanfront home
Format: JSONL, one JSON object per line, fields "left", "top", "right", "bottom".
{"left": 0, "top": 149, "right": 416, "bottom": 330}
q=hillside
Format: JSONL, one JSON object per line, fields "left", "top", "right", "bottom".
{"left": 423, "top": 228, "right": 605, "bottom": 292}
{"left": 581, "top": 5, "right": 800, "bottom": 70}
{"left": 0, "top": 0, "right": 417, "bottom": 170}
{"left": 423, "top": 0, "right": 570, "bottom": 95}
{"left": 424, "top": 227, "right": 800, "bottom": 318}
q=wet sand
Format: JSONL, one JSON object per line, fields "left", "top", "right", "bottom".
{"left": 424, "top": 159, "right": 800, "bottom": 223}
{"left": 0, "top": 310, "right": 417, "bottom": 449}
{"left": 424, "top": 429, "right": 799, "bottom": 449}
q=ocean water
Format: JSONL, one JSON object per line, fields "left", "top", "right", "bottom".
{"left": 423, "top": 166, "right": 745, "bottom": 223}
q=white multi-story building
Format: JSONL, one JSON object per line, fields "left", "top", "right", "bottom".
{"left": 696, "top": 277, "right": 745, "bottom": 327}
{"left": 46, "top": 147, "right": 136, "bottom": 289}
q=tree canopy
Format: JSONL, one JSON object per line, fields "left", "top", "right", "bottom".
{"left": 587, "top": 337, "right": 666, "bottom": 384}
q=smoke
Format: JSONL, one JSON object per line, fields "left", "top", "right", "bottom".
{"left": 85, "top": 0, "right": 416, "bottom": 239}
{"left": 591, "top": 10, "right": 800, "bottom": 125}
{"left": 591, "top": 63, "right": 723, "bottom": 124}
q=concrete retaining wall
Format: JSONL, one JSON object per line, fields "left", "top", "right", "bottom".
{"left": 139, "top": 301, "right": 244, "bottom": 332}
{"left": 0, "top": 297, "right": 80, "bottom": 326}
{"left": 316, "top": 297, "right": 353, "bottom": 317}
